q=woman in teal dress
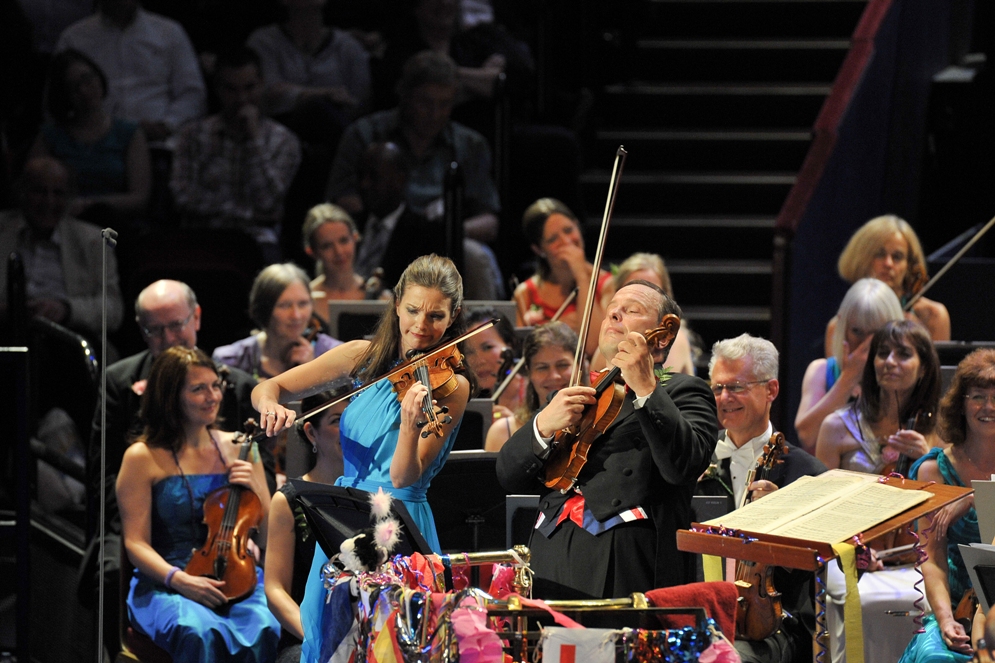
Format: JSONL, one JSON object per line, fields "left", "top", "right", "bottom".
{"left": 116, "top": 347, "right": 279, "bottom": 662}
{"left": 899, "top": 349, "right": 995, "bottom": 662}
{"left": 253, "top": 253, "right": 474, "bottom": 550}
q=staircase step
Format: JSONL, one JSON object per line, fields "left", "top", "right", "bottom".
{"left": 594, "top": 129, "right": 812, "bottom": 170}
{"left": 682, "top": 305, "right": 773, "bottom": 350}
{"left": 600, "top": 83, "right": 830, "bottom": 128}
{"left": 667, "top": 261, "right": 772, "bottom": 307}
{"left": 643, "top": 0, "right": 868, "bottom": 39}
{"left": 581, "top": 170, "right": 795, "bottom": 215}
{"left": 634, "top": 38, "right": 849, "bottom": 82}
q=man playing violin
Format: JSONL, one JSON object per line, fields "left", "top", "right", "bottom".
{"left": 496, "top": 280, "right": 719, "bottom": 599}
{"left": 698, "top": 334, "right": 825, "bottom": 663}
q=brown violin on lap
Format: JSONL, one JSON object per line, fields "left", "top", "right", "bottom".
{"left": 543, "top": 315, "right": 681, "bottom": 492}
{"left": 184, "top": 430, "right": 263, "bottom": 604}
{"left": 734, "top": 432, "right": 787, "bottom": 641}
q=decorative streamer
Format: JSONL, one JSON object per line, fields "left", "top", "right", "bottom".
{"left": 814, "top": 555, "right": 828, "bottom": 663}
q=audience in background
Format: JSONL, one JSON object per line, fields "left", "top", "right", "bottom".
{"left": 464, "top": 307, "right": 527, "bottom": 424}
{"left": 795, "top": 278, "right": 904, "bottom": 453}
{"left": 55, "top": 0, "right": 206, "bottom": 143}
{"left": 171, "top": 47, "right": 301, "bottom": 264}
{"left": 0, "top": 156, "right": 123, "bottom": 339}
{"left": 31, "top": 49, "right": 151, "bottom": 224}
{"left": 326, "top": 51, "right": 502, "bottom": 298}
{"left": 513, "top": 197, "right": 611, "bottom": 357}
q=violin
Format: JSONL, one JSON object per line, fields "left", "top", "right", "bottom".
{"left": 184, "top": 431, "right": 263, "bottom": 604}
{"left": 734, "top": 432, "right": 787, "bottom": 641}
{"left": 542, "top": 315, "right": 681, "bottom": 492}
{"left": 295, "top": 322, "right": 495, "bottom": 439}
{"left": 302, "top": 312, "right": 329, "bottom": 343}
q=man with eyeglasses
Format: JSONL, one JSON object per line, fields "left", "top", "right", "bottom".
{"left": 698, "top": 333, "right": 825, "bottom": 663}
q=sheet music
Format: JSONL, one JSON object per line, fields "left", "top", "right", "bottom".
{"left": 702, "top": 469, "right": 926, "bottom": 543}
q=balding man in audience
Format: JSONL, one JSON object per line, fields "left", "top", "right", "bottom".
{"left": 0, "top": 155, "right": 123, "bottom": 339}
{"left": 87, "top": 279, "right": 273, "bottom": 540}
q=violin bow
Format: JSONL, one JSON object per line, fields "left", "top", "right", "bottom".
{"left": 569, "top": 146, "right": 627, "bottom": 387}
{"left": 905, "top": 212, "right": 995, "bottom": 311}
{"left": 294, "top": 321, "right": 495, "bottom": 424}
{"left": 491, "top": 288, "right": 578, "bottom": 402}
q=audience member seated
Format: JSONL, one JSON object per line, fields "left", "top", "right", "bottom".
{"left": 0, "top": 156, "right": 123, "bottom": 340}
{"left": 899, "top": 349, "right": 994, "bottom": 662}
{"left": 698, "top": 334, "right": 826, "bottom": 663}
{"left": 91, "top": 279, "right": 270, "bottom": 543}
{"left": 30, "top": 48, "right": 150, "bottom": 224}
{"left": 326, "top": 51, "right": 502, "bottom": 297}
{"left": 247, "top": 0, "right": 370, "bottom": 137}
{"left": 829, "top": 214, "right": 951, "bottom": 349}
{"left": 372, "top": 0, "right": 534, "bottom": 131}
{"left": 485, "top": 321, "right": 577, "bottom": 452}
{"left": 795, "top": 278, "right": 904, "bottom": 453}
{"left": 815, "top": 319, "right": 940, "bottom": 472}
{"left": 264, "top": 382, "right": 350, "bottom": 663}
{"left": 55, "top": 0, "right": 206, "bottom": 143}
{"left": 171, "top": 47, "right": 302, "bottom": 264}
{"left": 302, "top": 203, "right": 384, "bottom": 312}
{"left": 115, "top": 346, "right": 279, "bottom": 661}
{"left": 213, "top": 262, "right": 341, "bottom": 381}
{"left": 591, "top": 252, "right": 697, "bottom": 375}
{"left": 513, "top": 197, "right": 611, "bottom": 357}
{"left": 463, "top": 306, "right": 527, "bottom": 424}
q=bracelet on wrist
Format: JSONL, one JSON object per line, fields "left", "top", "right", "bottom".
{"left": 164, "top": 566, "right": 180, "bottom": 589}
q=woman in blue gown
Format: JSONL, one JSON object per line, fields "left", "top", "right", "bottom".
{"left": 116, "top": 347, "right": 279, "bottom": 662}
{"left": 252, "top": 253, "right": 474, "bottom": 550}
{"left": 899, "top": 349, "right": 995, "bottom": 662}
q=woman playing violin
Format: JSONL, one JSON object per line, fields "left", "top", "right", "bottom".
{"left": 815, "top": 319, "right": 940, "bottom": 472}
{"left": 512, "top": 198, "right": 612, "bottom": 358}
{"left": 116, "top": 347, "right": 278, "bottom": 662}
{"left": 252, "top": 253, "right": 473, "bottom": 552}
{"left": 485, "top": 322, "right": 578, "bottom": 452}
{"left": 213, "top": 263, "right": 342, "bottom": 381}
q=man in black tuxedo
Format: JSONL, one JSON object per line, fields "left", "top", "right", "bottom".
{"left": 496, "top": 281, "right": 718, "bottom": 598}
{"left": 699, "top": 333, "right": 826, "bottom": 663}
{"left": 87, "top": 279, "right": 272, "bottom": 539}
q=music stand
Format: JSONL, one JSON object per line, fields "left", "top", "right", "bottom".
{"left": 426, "top": 450, "right": 506, "bottom": 552}
{"left": 288, "top": 480, "right": 431, "bottom": 559}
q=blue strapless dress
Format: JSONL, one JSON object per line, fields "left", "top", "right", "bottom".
{"left": 898, "top": 448, "right": 980, "bottom": 663}
{"left": 127, "top": 474, "right": 280, "bottom": 663}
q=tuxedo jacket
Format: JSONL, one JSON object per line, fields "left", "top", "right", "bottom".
{"left": 86, "top": 349, "right": 272, "bottom": 538}
{"left": 496, "top": 372, "right": 719, "bottom": 595}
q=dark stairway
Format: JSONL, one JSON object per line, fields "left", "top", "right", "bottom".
{"left": 583, "top": 0, "right": 868, "bottom": 356}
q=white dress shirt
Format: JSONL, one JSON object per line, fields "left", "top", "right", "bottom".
{"left": 714, "top": 422, "right": 773, "bottom": 508}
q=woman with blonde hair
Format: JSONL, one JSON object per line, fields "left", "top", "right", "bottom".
{"left": 302, "top": 203, "right": 368, "bottom": 305}
{"left": 590, "top": 252, "right": 696, "bottom": 375}
{"left": 795, "top": 278, "right": 904, "bottom": 452}
{"left": 827, "top": 215, "right": 950, "bottom": 351}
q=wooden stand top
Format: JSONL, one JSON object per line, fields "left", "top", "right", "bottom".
{"left": 677, "top": 476, "right": 972, "bottom": 571}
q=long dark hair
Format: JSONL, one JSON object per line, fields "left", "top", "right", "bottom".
{"left": 138, "top": 347, "right": 220, "bottom": 453}
{"left": 522, "top": 322, "right": 578, "bottom": 414}
{"left": 352, "top": 254, "right": 475, "bottom": 393}
{"left": 858, "top": 319, "right": 939, "bottom": 434}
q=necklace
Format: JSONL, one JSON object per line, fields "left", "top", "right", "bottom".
{"left": 171, "top": 431, "right": 227, "bottom": 541}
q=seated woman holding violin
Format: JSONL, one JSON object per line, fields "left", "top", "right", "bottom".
{"left": 115, "top": 347, "right": 279, "bottom": 662}
{"left": 264, "top": 381, "right": 350, "bottom": 663}
{"left": 900, "top": 349, "right": 995, "bottom": 662}
{"left": 463, "top": 307, "right": 528, "bottom": 425}
{"left": 485, "top": 321, "right": 579, "bottom": 452}
{"left": 213, "top": 262, "right": 342, "bottom": 382}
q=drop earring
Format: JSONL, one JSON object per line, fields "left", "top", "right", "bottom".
{"left": 312, "top": 445, "right": 317, "bottom": 453}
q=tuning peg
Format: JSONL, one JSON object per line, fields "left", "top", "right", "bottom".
{"left": 415, "top": 419, "right": 427, "bottom": 428}
{"left": 442, "top": 415, "right": 452, "bottom": 424}
{"left": 439, "top": 405, "right": 449, "bottom": 414}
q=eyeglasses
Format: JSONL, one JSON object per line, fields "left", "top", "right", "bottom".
{"left": 140, "top": 312, "right": 194, "bottom": 339}
{"left": 965, "top": 393, "right": 995, "bottom": 407}
{"left": 710, "top": 380, "right": 768, "bottom": 397}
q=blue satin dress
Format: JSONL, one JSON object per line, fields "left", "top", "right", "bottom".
{"left": 126, "top": 474, "right": 280, "bottom": 662}
{"left": 898, "top": 447, "right": 980, "bottom": 663}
